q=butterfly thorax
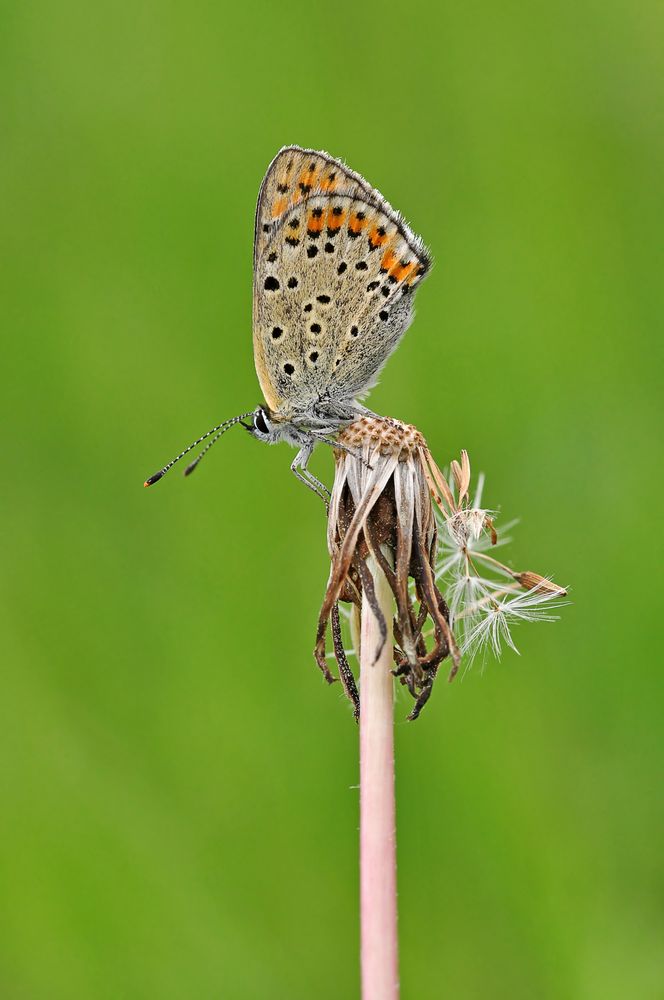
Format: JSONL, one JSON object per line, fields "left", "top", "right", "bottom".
{"left": 249, "top": 400, "right": 367, "bottom": 452}
{"left": 269, "top": 399, "right": 361, "bottom": 433}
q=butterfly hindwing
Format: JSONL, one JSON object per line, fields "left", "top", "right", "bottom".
{"left": 253, "top": 148, "right": 431, "bottom": 414}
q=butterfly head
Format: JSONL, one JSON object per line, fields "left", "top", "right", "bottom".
{"left": 246, "top": 405, "right": 283, "bottom": 444}
{"left": 246, "top": 405, "right": 317, "bottom": 452}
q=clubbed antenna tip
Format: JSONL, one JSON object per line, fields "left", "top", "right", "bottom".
{"left": 144, "top": 472, "right": 165, "bottom": 487}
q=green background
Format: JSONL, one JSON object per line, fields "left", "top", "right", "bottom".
{"left": 2, "top": 1, "right": 662, "bottom": 997}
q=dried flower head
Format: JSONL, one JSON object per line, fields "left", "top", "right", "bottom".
{"left": 315, "top": 416, "right": 460, "bottom": 721}
{"left": 315, "top": 416, "right": 567, "bottom": 720}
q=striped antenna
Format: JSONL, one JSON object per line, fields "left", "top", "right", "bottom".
{"left": 184, "top": 426, "right": 234, "bottom": 478}
{"left": 143, "top": 413, "right": 253, "bottom": 487}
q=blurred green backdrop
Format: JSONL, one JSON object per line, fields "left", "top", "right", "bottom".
{"left": 2, "top": 1, "right": 662, "bottom": 997}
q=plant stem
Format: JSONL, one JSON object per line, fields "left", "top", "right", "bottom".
{"left": 360, "top": 556, "right": 399, "bottom": 1000}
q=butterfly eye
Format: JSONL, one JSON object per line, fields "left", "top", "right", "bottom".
{"left": 254, "top": 408, "right": 271, "bottom": 436}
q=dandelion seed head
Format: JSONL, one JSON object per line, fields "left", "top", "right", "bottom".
{"left": 317, "top": 423, "right": 567, "bottom": 713}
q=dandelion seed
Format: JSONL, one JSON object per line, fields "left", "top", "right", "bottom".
{"left": 461, "top": 585, "right": 568, "bottom": 659}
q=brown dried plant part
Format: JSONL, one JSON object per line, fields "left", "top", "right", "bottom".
{"left": 513, "top": 572, "right": 567, "bottom": 596}
{"left": 315, "top": 416, "right": 460, "bottom": 721}
{"left": 331, "top": 602, "right": 360, "bottom": 720}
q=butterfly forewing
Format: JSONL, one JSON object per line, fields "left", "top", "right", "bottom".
{"left": 253, "top": 147, "right": 431, "bottom": 415}
{"left": 254, "top": 147, "right": 379, "bottom": 265}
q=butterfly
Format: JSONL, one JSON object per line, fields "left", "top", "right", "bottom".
{"left": 144, "top": 145, "right": 431, "bottom": 498}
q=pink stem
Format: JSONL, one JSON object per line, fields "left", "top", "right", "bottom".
{"left": 360, "top": 557, "right": 399, "bottom": 1000}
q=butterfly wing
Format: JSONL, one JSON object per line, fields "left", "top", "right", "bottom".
{"left": 253, "top": 147, "right": 431, "bottom": 415}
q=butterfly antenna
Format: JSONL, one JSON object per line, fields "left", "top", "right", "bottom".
{"left": 144, "top": 413, "right": 253, "bottom": 487}
{"left": 183, "top": 426, "right": 230, "bottom": 477}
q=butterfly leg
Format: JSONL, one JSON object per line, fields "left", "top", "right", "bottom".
{"left": 291, "top": 463, "right": 330, "bottom": 503}
{"left": 290, "top": 445, "right": 331, "bottom": 504}
{"left": 321, "top": 436, "right": 373, "bottom": 472}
